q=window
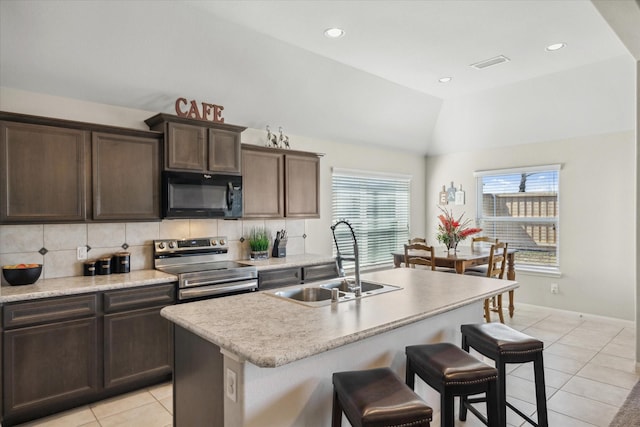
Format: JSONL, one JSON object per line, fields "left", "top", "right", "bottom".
{"left": 475, "top": 165, "right": 560, "bottom": 271}
{"left": 332, "top": 168, "right": 410, "bottom": 270}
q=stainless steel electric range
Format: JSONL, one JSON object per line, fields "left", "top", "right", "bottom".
{"left": 153, "top": 236, "right": 257, "bottom": 302}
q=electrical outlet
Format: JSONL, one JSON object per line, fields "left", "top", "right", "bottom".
{"left": 77, "top": 246, "right": 88, "bottom": 261}
{"left": 226, "top": 368, "right": 237, "bottom": 402}
{"left": 550, "top": 283, "right": 559, "bottom": 294}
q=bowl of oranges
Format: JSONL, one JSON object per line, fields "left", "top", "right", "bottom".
{"left": 2, "top": 263, "right": 42, "bottom": 286}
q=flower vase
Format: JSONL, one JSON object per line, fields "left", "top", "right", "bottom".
{"left": 446, "top": 241, "right": 458, "bottom": 254}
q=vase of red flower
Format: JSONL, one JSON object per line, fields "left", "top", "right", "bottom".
{"left": 436, "top": 207, "right": 482, "bottom": 253}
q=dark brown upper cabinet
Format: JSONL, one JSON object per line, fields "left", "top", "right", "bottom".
{"left": 92, "top": 132, "right": 160, "bottom": 221}
{"left": 0, "top": 111, "right": 162, "bottom": 224}
{"left": 241, "top": 144, "right": 320, "bottom": 219}
{"left": 0, "top": 120, "right": 90, "bottom": 223}
{"left": 145, "top": 113, "right": 245, "bottom": 174}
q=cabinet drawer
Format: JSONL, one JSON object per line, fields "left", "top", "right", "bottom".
{"left": 302, "top": 262, "right": 339, "bottom": 283}
{"left": 103, "top": 284, "right": 175, "bottom": 313}
{"left": 258, "top": 267, "right": 302, "bottom": 290}
{"left": 3, "top": 294, "right": 97, "bottom": 329}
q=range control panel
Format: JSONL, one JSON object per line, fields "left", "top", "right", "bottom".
{"left": 153, "top": 236, "right": 228, "bottom": 254}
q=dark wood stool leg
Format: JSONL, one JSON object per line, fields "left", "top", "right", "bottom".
{"left": 406, "top": 359, "right": 415, "bottom": 389}
{"left": 441, "top": 388, "right": 454, "bottom": 427}
{"left": 534, "top": 353, "right": 548, "bottom": 427}
{"left": 459, "top": 334, "right": 470, "bottom": 422}
{"left": 496, "top": 360, "right": 508, "bottom": 427}
{"left": 459, "top": 392, "right": 468, "bottom": 421}
{"left": 486, "top": 377, "right": 499, "bottom": 427}
{"left": 331, "top": 391, "right": 342, "bottom": 427}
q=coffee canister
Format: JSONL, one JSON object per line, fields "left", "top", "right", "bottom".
{"left": 112, "top": 252, "right": 131, "bottom": 274}
{"left": 83, "top": 260, "right": 96, "bottom": 276}
{"left": 97, "top": 257, "right": 112, "bottom": 275}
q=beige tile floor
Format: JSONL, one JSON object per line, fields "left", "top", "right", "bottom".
{"left": 16, "top": 304, "right": 637, "bottom": 427}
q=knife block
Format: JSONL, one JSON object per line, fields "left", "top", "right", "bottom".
{"left": 272, "top": 237, "right": 287, "bottom": 258}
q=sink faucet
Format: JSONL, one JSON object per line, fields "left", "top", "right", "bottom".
{"left": 331, "top": 220, "right": 361, "bottom": 297}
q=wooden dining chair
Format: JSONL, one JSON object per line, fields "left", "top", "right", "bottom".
{"left": 467, "top": 242, "right": 508, "bottom": 322}
{"left": 403, "top": 243, "right": 436, "bottom": 271}
{"left": 408, "top": 237, "right": 427, "bottom": 244}
{"left": 485, "top": 242, "right": 508, "bottom": 323}
{"left": 466, "top": 236, "right": 499, "bottom": 274}
{"left": 471, "top": 236, "right": 498, "bottom": 249}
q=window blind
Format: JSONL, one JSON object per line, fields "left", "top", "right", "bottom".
{"left": 475, "top": 165, "right": 560, "bottom": 268}
{"left": 332, "top": 169, "right": 410, "bottom": 269}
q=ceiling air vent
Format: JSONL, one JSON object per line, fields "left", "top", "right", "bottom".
{"left": 470, "top": 55, "right": 510, "bottom": 70}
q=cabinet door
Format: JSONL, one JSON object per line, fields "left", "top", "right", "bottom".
{"left": 166, "top": 122, "right": 206, "bottom": 171}
{"left": 242, "top": 148, "right": 284, "bottom": 218}
{"left": 3, "top": 318, "right": 99, "bottom": 418}
{"left": 258, "top": 267, "right": 302, "bottom": 290}
{"left": 285, "top": 154, "right": 320, "bottom": 218}
{"left": 208, "top": 129, "right": 241, "bottom": 174}
{"left": 302, "top": 262, "right": 339, "bottom": 283}
{"left": 103, "top": 306, "right": 172, "bottom": 389}
{"left": 0, "top": 121, "right": 88, "bottom": 223}
{"left": 92, "top": 132, "right": 161, "bottom": 220}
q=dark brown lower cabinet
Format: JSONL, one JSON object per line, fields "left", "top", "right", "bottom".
{"left": 258, "top": 262, "right": 339, "bottom": 290}
{"left": 1, "top": 284, "right": 175, "bottom": 426}
{"left": 3, "top": 317, "right": 99, "bottom": 425}
{"left": 302, "top": 262, "right": 339, "bottom": 283}
{"left": 104, "top": 306, "right": 172, "bottom": 390}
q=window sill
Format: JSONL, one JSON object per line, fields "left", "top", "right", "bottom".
{"left": 516, "top": 266, "right": 562, "bottom": 278}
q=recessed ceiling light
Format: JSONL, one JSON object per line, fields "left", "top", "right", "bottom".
{"left": 546, "top": 42, "right": 566, "bottom": 51}
{"left": 324, "top": 28, "right": 345, "bottom": 39}
{"left": 438, "top": 77, "right": 452, "bottom": 83}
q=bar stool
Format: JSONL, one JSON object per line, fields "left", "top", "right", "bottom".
{"left": 332, "top": 367, "right": 433, "bottom": 427}
{"left": 461, "top": 323, "right": 548, "bottom": 427}
{"left": 405, "top": 342, "right": 499, "bottom": 427}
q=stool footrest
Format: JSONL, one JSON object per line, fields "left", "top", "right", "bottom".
{"left": 506, "top": 401, "right": 540, "bottom": 427}
{"left": 462, "top": 401, "right": 489, "bottom": 426}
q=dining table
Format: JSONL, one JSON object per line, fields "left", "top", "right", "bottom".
{"left": 392, "top": 246, "right": 517, "bottom": 317}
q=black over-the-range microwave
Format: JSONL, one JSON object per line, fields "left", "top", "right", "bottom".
{"left": 162, "top": 171, "right": 243, "bottom": 219}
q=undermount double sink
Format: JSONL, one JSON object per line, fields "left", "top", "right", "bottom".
{"left": 268, "top": 278, "right": 401, "bottom": 307}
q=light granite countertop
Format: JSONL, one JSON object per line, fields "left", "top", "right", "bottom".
{"left": 237, "top": 253, "right": 336, "bottom": 270}
{"left": 0, "top": 270, "right": 177, "bottom": 303}
{"left": 0, "top": 254, "right": 335, "bottom": 303}
{"left": 161, "top": 268, "right": 518, "bottom": 368}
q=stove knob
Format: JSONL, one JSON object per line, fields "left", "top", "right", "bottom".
{"left": 210, "top": 239, "right": 218, "bottom": 246}
{"left": 219, "top": 239, "right": 226, "bottom": 246}
{"left": 168, "top": 241, "right": 175, "bottom": 249}
{"left": 158, "top": 242, "right": 165, "bottom": 250}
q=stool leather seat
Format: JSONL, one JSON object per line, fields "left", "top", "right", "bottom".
{"left": 406, "top": 342, "right": 498, "bottom": 427}
{"left": 461, "top": 322, "right": 543, "bottom": 357}
{"left": 406, "top": 343, "right": 497, "bottom": 386}
{"left": 332, "top": 367, "right": 432, "bottom": 427}
{"left": 461, "top": 323, "right": 548, "bottom": 427}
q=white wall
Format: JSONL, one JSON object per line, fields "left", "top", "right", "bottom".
{"left": 240, "top": 128, "right": 426, "bottom": 257}
{"left": 430, "top": 55, "right": 635, "bottom": 155}
{"left": 426, "top": 131, "right": 636, "bottom": 320}
{"left": 0, "top": 88, "right": 426, "bottom": 274}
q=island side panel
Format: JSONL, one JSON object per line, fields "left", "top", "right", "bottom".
{"left": 224, "top": 302, "right": 482, "bottom": 427}
{"left": 174, "top": 325, "right": 224, "bottom": 426}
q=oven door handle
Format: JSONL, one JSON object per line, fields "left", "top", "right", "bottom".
{"left": 182, "top": 275, "right": 255, "bottom": 288}
{"left": 179, "top": 280, "right": 258, "bottom": 299}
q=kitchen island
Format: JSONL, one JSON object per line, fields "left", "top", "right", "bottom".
{"left": 161, "top": 267, "right": 518, "bottom": 427}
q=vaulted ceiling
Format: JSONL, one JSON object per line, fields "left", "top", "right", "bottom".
{"left": 0, "top": 0, "right": 633, "bottom": 154}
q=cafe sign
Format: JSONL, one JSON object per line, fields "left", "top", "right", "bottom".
{"left": 175, "top": 97, "right": 225, "bottom": 123}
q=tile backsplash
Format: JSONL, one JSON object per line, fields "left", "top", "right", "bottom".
{"left": 0, "top": 219, "right": 307, "bottom": 282}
